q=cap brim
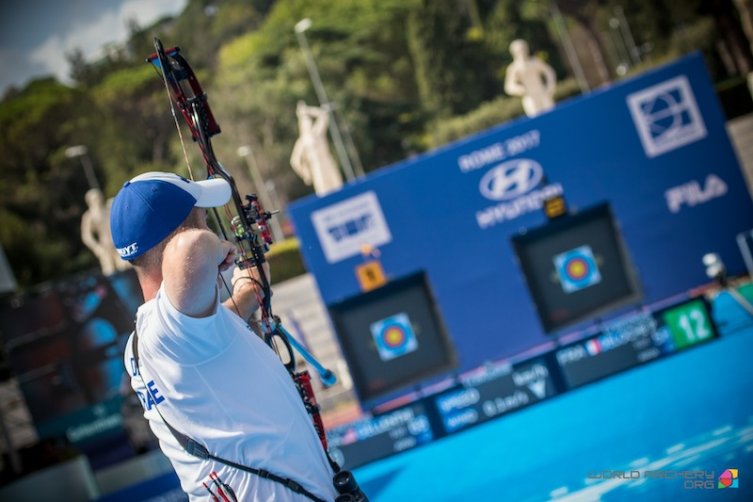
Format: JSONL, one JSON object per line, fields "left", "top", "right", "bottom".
{"left": 194, "top": 178, "right": 232, "bottom": 207}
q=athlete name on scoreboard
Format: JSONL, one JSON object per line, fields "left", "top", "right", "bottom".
{"left": 432, "top": 359, "right": 556, "bottom": 434}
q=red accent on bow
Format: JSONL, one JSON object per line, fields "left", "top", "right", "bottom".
{"left": 146, "top": 38, "right": 276, "bottom": 314}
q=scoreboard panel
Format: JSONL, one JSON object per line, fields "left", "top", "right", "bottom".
{"left": 555, "top": 297, "right": 717, "bottom": 389}
{"left": 431, "top": 357, "right": 557, "bottom": 435}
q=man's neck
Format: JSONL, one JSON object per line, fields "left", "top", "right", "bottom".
{"left": 136, "top": 268, "right": 162, "bottom": 301}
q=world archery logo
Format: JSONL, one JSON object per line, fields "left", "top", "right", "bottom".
{"left": 370, "top": 313, "right": 418, "bottom": 361}
{"left": 311, "top": 191, "right": 392, "bottom": 263}
{"left": 718, "top": 468, "right": 738, "bottom": 489}
{"left": 554, "top": 245, "right": 602, "bottom": 293}
{"left": 626, "top": 75, "right": 707, "bottom": 158}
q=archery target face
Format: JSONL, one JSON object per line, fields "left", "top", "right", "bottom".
{"left": 370, "top": 313, "right": 418, "bottom": 361}
{"left": 554, "top": 245, "right": 602, "bottom": 293}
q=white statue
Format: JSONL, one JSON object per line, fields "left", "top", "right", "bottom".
{"left": 504, "top": 39, "right": 557, "bottom": 117}
{"left": 290, "top": 101, "right": 343, "bottom": 196}
{"left": 81, "top": 188, "right": 128, "bottom": 275}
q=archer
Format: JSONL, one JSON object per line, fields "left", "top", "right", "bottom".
{"left": 111, "top": 172, "right": 338, "bottom": 500}
{"left": 109, "top": 39, "right": 368, "bottom": 501}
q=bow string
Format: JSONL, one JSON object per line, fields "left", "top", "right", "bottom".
{"left": 146, "top": 38, "right": 289, "bottom": 360}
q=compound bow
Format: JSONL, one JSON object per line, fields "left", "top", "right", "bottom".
{"left": 146, "top": 37, "right": 335, "bottom": 451}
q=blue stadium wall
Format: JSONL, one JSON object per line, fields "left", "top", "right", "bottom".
{"left": 288, "top": 53, "right": 753, "bottom": 390}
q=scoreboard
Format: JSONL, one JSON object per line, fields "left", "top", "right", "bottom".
{"left": 327, "top": 401, "right": 435, "bottom": 469}
{"left": 327, "top": 295, "right": 719, "bottom": 469}
{"left": 555, "top": 297, "right": 716, "bottom": 388}
{"left": 431, "top": 357, "right": 556, "bottom": 435}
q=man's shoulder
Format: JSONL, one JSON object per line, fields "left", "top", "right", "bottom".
{"left": 136, "top": 289, "right": 243, "bottom": 365}
{"left": 134, "top": 297, "right": 159, "bottom": 334}
{"left": 134, "top": 295, "right": 175, "bottom": 353}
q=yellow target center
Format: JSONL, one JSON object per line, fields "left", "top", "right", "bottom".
{"left": 568, "top": 260, "right": 586, "bottom": 278}
{"left": 385, "top": 327, "right": 403, "bottom": 345}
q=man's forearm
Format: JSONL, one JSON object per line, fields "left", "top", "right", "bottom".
{"left": 222, "top": 283, "right": 262, "bottom": 321}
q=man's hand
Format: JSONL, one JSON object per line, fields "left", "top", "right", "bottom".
{"left": 223, "top": 262, "right": 271, "bottom": 321}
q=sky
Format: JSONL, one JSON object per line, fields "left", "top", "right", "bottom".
{"left": 0, "top": 0, "right": 187, "bottom": 94}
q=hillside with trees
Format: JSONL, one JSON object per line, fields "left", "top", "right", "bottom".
{"left": 2, "top": 0, "right": 752, "bottom": 289}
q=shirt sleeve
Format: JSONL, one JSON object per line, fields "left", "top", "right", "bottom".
{"left": 150, "top": 283, "right": 239, "bottom": 366}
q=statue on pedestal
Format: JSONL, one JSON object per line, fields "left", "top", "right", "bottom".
{"left": 290, "top": 101, "right": 343, "bottom": 196}
{"left": 81, "top": 188, "right": 128, "bottom": 275}
{"left": 504, "top": 39, "right": 557, "bottom": 117}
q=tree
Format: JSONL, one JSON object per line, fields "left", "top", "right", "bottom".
{"left": 701, "top": 0, "right": 753, "bottom": 75}
{"left": 2, "top": 0, "right": 744, "bottom": 290}
{"left": 0, "top": 79, "right": 93, "bottom": 286}
{"left": 735, "top": 0, "right": 753, "bottom": 51}
{"left": 481, "top": 0, "right": 565, "bottom": 88}
{"left": 407, "top": 0, "right": 491, "bottom": 118}
{"left": 557, "top": 0, "right": 614, "bottom": 85}
{"left": 212, "top": 0, "right": 426, "bottom": 196}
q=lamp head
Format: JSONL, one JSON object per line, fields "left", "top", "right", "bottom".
{"left": 703, "top": 252, "right": 727, "bottom": 286}
{"left": 65, "top": 145, "right": 87, "bottom": 158}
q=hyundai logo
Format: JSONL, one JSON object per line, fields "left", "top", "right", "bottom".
{"left": 479, "top": 158, "right": 544, "bottom": 201}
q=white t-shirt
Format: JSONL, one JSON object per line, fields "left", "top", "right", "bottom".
{"left": 123, "top": 284, "right": 337, "bottom": 501}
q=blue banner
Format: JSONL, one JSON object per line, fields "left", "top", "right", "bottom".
{"left": 289, "top": 53, "right": 753, "bottom": 382}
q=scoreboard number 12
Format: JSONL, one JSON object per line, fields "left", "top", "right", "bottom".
{"left": 662, "top": 299, "right": 713, "bottom": 349}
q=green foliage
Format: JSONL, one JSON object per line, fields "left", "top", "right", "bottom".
{"left": 427, "top": 79, "right": 582, "bottom": 148}
{"left": 266, "top": 238, "right": 307, "bottom": 284}
{"left": 212, "top": 0, "right": 425, "bottom": 200}
{"left": 407, "top": 1, "right": 489, "bottom": 118}
{"left": 603, "top": 0, "right": 673, "bottom": 55}
{"left": 667, "top": 17, "right": 717, "bottom": 59}
{"left": 0, "top": 0, "right": 741, "bottom": 289}
{"left": 482, "top": 0, "right": 565, "bottom": 78}
{"left": 426, "top": 96, "right": 524, "bottom": 149}
{"left": 88, "top": 64, "right": 176, "bottom": 194}
{"left": 716, "top": 75, "right": 753, "bottom": 119}
{"left": 0, "top": 79, "right": 95, "bottom": 285}
{"left": 92, "top": 64, "right": 155, "bottom": 102}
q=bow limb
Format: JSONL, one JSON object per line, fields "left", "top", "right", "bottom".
{"left": 146, "top": 38, "right": 276, "bottom": 324}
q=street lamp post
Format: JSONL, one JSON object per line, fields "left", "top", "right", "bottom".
{"left": 294, "top": 18, "right": 364, "bottom": 181}
{"left": 237, "top": 145, "right": 284, "bottom": 242}
{"left": 607, "top": 18, "right": 630, "bottom": 75}
{"left": 549, "top": 1, "right": 591, "bottom": 93}
{"left": 65, "top": 145, "right": 101, "bottom": 191}
{"left": 614, "top": 6, "right": 642, "bottom": 66}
